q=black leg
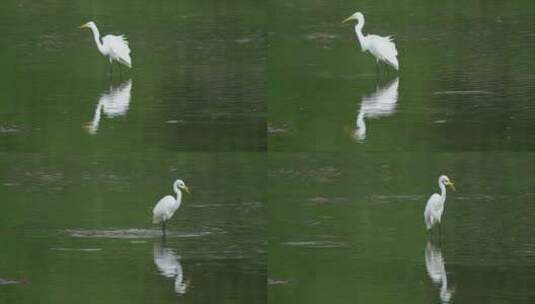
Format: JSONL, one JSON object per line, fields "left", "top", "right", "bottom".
{"left": 162, "top": 221, "right": 166, "bottom": 238}
{"left": 119, "top": 63, "right": 122, "bottom": 80}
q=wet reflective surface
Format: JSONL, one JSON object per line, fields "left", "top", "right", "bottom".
{"left": 0, "top": 153, "right": 266, "bottom": 303}
{"left": 269, "top": 153, "right": 535, "bottom": 303}
{"left": 0, "top": 0, "right": 266, "bottom": 152}
{"left": 269, "top": 0, "right": 535, "bottom": 151}
{"left": 85, "top": 79, "right": 132, "bottom": 135}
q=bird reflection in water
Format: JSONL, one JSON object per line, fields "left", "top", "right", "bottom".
{"left": 85, "top": 79, "right": 132, "bottom": 134}
{"left": 353, "top": 78, "right": 399, "bottom": 141}
{"left": 153, "top": 241, "right": 189, "bottom": 295}
{"left": 425, "top": 241, "right": 455, "bottom": 303}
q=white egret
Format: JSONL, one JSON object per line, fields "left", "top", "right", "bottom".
{"left": 153, "top": 242, "right": 188, "bottom": 294}
{"left": 152, "top": 179, "right": 190, "bottom": 236}
{"left": 342, "top": 12, "right": 399, "bottom": 71}
{"left": 424, "top": 175, "right": 455, "bottom": 231}
{"left": 79, "top": 21, "right": 132, "bottom": 73}
{"left": 85, "top": 79, "right": 132, "bottom": 134}
{"left": 354, "top": 77, "right": 399, "bottom": 141}
{"left": 425, "top": 242, "right": 455, "bottom": 303}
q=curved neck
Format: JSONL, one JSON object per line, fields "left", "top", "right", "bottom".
{"left": 439, "top": 183, "right": 447, "bottom": 200}
{"left": 174, "top": 186, "right": 183, "bottom": 203}
{"left": 89, "top": 24, "right": 105, "bottom": 53}
{"left": 355, "top": 16, "right": 366, "bottom": 50}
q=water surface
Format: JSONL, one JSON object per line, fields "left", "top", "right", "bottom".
{"left": 0, "top": 0, "right": 266, "bottom": 151}
{"left": 269, "top": 0, "right": 535, "bottom": 151}
{"left": 269, "top": 152, "right": 535, "bottom": 303}
{"left": 0, "top": 153, "right": 266, "bottom": 303}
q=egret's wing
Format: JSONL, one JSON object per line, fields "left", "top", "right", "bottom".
{"left": 152, "top": 195, "right": 176, "bottom": 223}
{"left": 103, "top": 34, "right": 132, "bottom": 68}
{"left": 424, "top": 193, "right": 441, "bottom": 228}
{"left": 425, "top": 194, "right": 441, "bottom": 213}
{"left": 367, "top": 34, "right": 398, "bottom": 70}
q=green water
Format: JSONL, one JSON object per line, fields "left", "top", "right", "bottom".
{"left": 269, "top": 0, "right": 535, "bottom": 151}
{"left": 269, "top": 153, "right": 535, "bottom": 303}
{"left": 3, "top": 0, "right": 535, "bottom": 302}
{"left": 0, "top": 153, "right": 266, "bottom": 303}
{"left": 0, "top": 0, "right": 266, "bottom": 152}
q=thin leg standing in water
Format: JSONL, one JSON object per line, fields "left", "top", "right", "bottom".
{"left": 162, "top": 221, "right": 166, "bottom": 238}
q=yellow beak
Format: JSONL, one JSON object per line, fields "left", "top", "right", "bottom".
{"left": 184, "top": 186, "right": 191, "bottom": 195}
{"left": 449, "top": 182, "right": 456, "bottom": 191}
{"left": 342, "top": 16, "right": 354, "bottom": 23}
{"left": 79, "top": 23, "right": 88, "bottom": 29}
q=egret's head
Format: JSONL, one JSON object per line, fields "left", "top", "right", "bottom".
{"left": 79, "top": 21, "right": 96, "bottom": 30}
{"left": 439, "top": 175, "right": 455, "bottom": 191}
{"left": 342, "top": 12, "right": 364, "bottom": 23}
{"left": 174, "top": 179, "right": 191, "bottom": 194}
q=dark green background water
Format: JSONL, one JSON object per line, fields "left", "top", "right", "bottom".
{"left": 269, "top": 153, "right": 535, "bottom": 303}
{"left": 269, "top": 0, "right": 535, "bottom": 151}
{"left": 0, "top": 0, "right": 266, "bottom": 152}
{"left": 0, "top": 153, "right": 266, "bottom": 303}
{"left": 3, "top": 0, "right": 535, "bottom": 303}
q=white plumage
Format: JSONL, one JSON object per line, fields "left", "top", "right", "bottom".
{"left": 343, "top": 12, "right": 399, "bottom": 70}
{"left": 424, "top": 175, "right": 455, "bottom": 230}
{"left": 152, "top": 179, "right": 190, "bottom": 235}
{"left": 80, "top": 21, "right": 132, "bottom": 69}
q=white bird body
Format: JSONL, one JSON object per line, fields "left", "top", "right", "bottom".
{"left": 152, "top": 179, "right": 190, "bottom": 235}
{"left": 101, "top": 35, "right": 132, "bottom": 67}
{"left": 424, "top": 175, "right": 455, "bottom": 230}
{"left": 153, "top": 194, "right": 182, "bottom": 224}
{"left": 343, "top": 12, "right": 399, "bottom": 70}
{"left": 86, "top": 79, "right": 132, "bottom": 134}
{"left": 355, "top": 78, "right": 399, "bottom": 140}
{"left": 424, "top": 193, "right": 445, "bottom": 230}
{"left": 80, "top": 21, "right": 132, "bottom": 69}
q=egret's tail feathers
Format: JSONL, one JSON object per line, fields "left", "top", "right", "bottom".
{"left": 390, "top": 58, "right": 399, "bottom": 70}
{"left": 152, "top": 217, "right": 161, "bottom": 224}
{"left": 120, "top": 56, "right": 132, "bottom": 68}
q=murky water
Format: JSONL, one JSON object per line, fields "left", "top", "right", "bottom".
{"left": 0, "top": 153, "right": 265, "bottom": 303}
{"left": 269, "top": 153, "right": 535, "bottom": 303}
{"left": 0, "top": 0, "right": 266, "bottom": 152}
{"left": 269, "top": 0, "right": 535, "bottom": 152}
{"left": 4, "top": 0, "right": 535, "bottom": 302}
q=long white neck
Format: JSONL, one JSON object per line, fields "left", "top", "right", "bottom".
{"left": 439, "top": 182, "right": 447, "bottom": 201}
{"left": 354, "top": 16, "right": 366, "bottom": 51}
{"left": 174, "top": 186, "right": 183, "bottom": 207}
{"left": 89, "top": 24, "right": 105, "bottom": 54}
